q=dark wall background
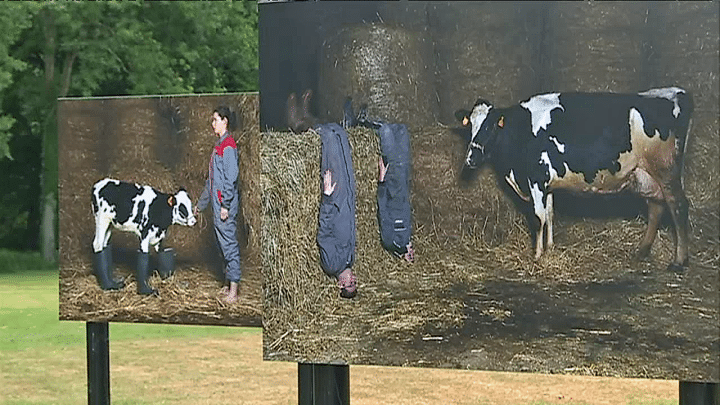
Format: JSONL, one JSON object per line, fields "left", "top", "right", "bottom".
{"left": 259, "top": 1, "right": 384, "bottom": 130}
{"left": 259, "top": 1, "right": 548, "bottom": 129}
{"left": 259, "top": 1, "right": 718, "bottom": 131}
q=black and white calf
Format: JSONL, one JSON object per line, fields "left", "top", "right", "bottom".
{"left": 92, "top": 178, "right": 196, "bottom": 254}
{"left": 456, "top": 87, "right": 693, "bottom": 271}
{"left": 91, "top": 178, "right": 196, "bottom": 294}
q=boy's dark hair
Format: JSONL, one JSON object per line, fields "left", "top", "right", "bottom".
{"left": 214, "top": 105, "right": 238, "bottom": 131}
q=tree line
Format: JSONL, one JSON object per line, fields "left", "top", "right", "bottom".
{"left": 0, "top": 2, "right": 258, "bottom": 259}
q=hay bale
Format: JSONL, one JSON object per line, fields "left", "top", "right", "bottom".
{"left": 547, "top": 2, "right": 648, "bottom": 93}
{"left": 428, "top": 2, "right": 541, "bottom": 123}
{"left": 318, "top": 23, "right": 437, "bottom": 127}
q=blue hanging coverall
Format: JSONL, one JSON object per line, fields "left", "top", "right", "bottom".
{"left": 377, "top": 123, "right": 413, "bottom": 257}
{"left": 316, "top": 123, "right": 356, "bottom": 278}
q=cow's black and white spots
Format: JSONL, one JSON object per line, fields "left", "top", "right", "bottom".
{"left": 456, "top": 87, "right": 693, "bottom": 271}
{"left": 91, "top": 178, "right": 197, "bottom": 254}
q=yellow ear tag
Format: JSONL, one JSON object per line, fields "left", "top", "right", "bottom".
{"left": 498, "top": 116, "right": 505, "bottom": 128}
{"left": 462, "top": 116, "right": 469, "bottom": 126}
{"left": 168, "top": 196, "right": 175, "bottom": 207}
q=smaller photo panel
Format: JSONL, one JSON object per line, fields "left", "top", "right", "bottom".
{"left": 59, "top": 93, "right": 261, "bottom": 326}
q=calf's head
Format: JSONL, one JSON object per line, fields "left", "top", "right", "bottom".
{"left": 455, "top": 99, "right": 497, "bottom": 168}
{"left": 169, "top": 189, "right": 197, "bottom": 226}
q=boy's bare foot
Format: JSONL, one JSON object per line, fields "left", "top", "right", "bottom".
{"left": 223, "top": 281, "right": 239, "bottom": 304}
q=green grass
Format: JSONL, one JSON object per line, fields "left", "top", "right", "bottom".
{"left": 0, "top": 249, "right": 256, "bottom": 353}
{"left": 0, "top": 249, "right": 263, "bottom": 405}
{"left": 0, "top": 250, "right": 56, "bottom": 275}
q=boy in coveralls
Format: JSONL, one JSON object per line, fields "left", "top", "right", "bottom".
{"left": 196, "top": 106, "right": 241, "bottom": 304}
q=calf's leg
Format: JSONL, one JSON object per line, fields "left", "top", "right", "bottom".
{"left": 92, "top": 246, "right": 124, "bottom": 291}
{"left": 93, "top": 216, "right": 111, "bottom": 253}
{"left": 136, "top": 250, "right": 157, "bottom": 296}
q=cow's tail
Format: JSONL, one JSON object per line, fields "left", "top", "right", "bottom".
{"left": 675, "top": 90, "right": 693, "bottom": 185}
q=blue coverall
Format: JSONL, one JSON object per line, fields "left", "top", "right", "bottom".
{"left": 377, "top": 123, "right": 413, "bottom": 257}
{"left": 198, "top": 132, "right": 241, "bottom": 283}
{"left": 316, "top": 123, "right": 356, "bottom": 278}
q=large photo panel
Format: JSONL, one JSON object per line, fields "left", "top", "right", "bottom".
{"left": 260, "top": 1, "right": 719, "bottom": 381}
{"left": 59, "top": 93, "right": 262, "bottom": 326}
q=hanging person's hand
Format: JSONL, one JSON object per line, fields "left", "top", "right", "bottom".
{"left": 378, "top": 156, "right": 389, "bottom": 183}
{"left": 323, "top": 170, "right": 336, "bottom": 196}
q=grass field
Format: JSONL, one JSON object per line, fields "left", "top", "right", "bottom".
{"left": 0, "top": 250, "right": 678, "bottom": 404}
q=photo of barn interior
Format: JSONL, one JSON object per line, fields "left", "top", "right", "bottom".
{"left": 260, "top": 1, "right": 719, "bottom": 381}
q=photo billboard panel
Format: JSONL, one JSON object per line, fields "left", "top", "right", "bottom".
{"left": 260, "top": 1, "right": 719, "bottom": 381}
{"left": 59, "top": 93, "right": 262, "bottom": 327}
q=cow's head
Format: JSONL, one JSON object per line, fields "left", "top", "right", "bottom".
{"left": 169, "top": 189, "right": 197, "bottom": 226}
{"left": 455, "top": 99, "right": 496, "bottom": 168}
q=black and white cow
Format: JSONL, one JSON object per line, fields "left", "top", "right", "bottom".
{"left": 455, "top": 87, "right": 693, "bottom": 271}
{"left": 91, "top": 178, "right": 197, "bottom": 254}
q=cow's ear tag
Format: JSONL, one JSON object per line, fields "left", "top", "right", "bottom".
{"left": 168, "top": 196, "right": 175, "bottom": 207}
{"left": 462, "top": 116, "right": 469, "bottom": 126}
{"left": 498, "top": 116, "right": 505, "bottom": 128}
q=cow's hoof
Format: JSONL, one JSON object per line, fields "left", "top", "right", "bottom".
{"left": 99, "top": 281, "right": 124, "bottom": 291}
{"left": 138, "top": 288, "right": 159, "bottom": 297}
{"left": 636, "top": 245, "right": 652, "bottom": 260}
{"left": 105, "top": 277, "right": 125, "bottom": 290}
{"left": 667, "top": 263, "right": 686, "bottom": 274}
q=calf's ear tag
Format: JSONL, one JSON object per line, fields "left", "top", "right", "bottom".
{"left": 498, "top": 116, "right": 505, "bottom": 128}
{"left": 168, "top": 196, "right": 175, "bottom": 207}
{"left": 462, "top": 116, "right": 469, "bottom": 126}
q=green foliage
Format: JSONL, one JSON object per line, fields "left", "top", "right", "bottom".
{"left": 0, "top": 249, "right": 56, "bottom": 274}
{"left": 0, "top": 1, "right": 259, "bottom": 250}
{"left": 0, "top": 115, "right": 15, "bottom": 160}
{"left": 0, "top": 4, "right": 39, "bottom": 161}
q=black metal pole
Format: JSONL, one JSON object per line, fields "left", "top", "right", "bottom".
{"left": 679, "top": 381, "right": 719, "bottom": 405}
{"left": 298, "top": 363, "right": 350, "bottom": 405}
{"left": 86, "top": 322, "right": 110, "bottom": 405}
